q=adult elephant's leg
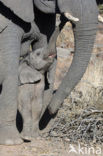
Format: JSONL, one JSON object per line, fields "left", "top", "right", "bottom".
{"left": 0, "top": 23, "right": 24, "bottom": 145}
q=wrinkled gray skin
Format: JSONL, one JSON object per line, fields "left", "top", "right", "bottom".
{"left": 34, "top": 0, "right": 98, "bottom": 114}
{"left": 47, "top": 0, "right": 98, "bottom": 114}
{"left": 18, "top": 24, "right": 59, "bottom": 140}
{"left": 18, "top": 47, "right": 56, "bottom": 140}
{"left": 0, "top": 13, "right": 43, "bottom": 145}
{"left": 0, "top": 0, "right": 98, "bottom": 145}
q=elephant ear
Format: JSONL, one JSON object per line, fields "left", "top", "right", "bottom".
{"left": 0, "top": 0, "right": 34, "bottom": 22}
{"left": 19, "top": 63, "right": 42, "bottom": 85}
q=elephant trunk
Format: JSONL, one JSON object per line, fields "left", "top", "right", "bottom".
{"left": 48, "top": 23, "right": 98, "bottom": 114}
{"left": 48, "top": 0, "right": 98, "bottom": 114}
{"left": 43, "top": 21, "right": 65, "bottom": 58}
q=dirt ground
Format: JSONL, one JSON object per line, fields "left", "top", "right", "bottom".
{"left": 1, "top": 20, "right": 103, "bottom": 156}
{"left": 0, "top": 138, "right": 103, "bottom": 156}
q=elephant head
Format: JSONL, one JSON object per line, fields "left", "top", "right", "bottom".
{"left": 29, "top": 23, "right": 60, "bottom": 72}
{"left": 29, "top": 47, "right": 56, "bottom": 72}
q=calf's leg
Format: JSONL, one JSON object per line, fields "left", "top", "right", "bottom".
{"left": 18, "top": 85, "right": 33, "bottom": 140}
{"left": 32, "top": 77, "right": 44, "bottom": 138}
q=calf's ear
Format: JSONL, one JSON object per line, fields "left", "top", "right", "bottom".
{"left": 19, "top": 66, "right": 42, "bottom": 85}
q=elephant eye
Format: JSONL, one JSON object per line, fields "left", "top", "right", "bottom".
{"left": 36, "top": 52, "right": 40, "bottom": 56}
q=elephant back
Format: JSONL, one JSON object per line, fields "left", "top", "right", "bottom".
{"left": 0, "top": 0, "right": 34, "bottom": 23}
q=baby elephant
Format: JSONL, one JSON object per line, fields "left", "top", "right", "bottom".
{"left": 18, "top": 47, "right": 56, "bottom": 140}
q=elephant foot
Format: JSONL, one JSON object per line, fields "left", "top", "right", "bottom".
{"left": 0, "top": 124, "right": 23, "bottom": 145}
{"left": 21, "top": 126, "right": 32, "bottom": 141}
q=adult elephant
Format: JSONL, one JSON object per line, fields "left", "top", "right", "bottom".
{"left": 0, "top": 0, "right": 98, "bottom": 145}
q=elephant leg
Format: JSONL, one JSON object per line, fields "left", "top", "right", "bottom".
{"left": 32, "top": 77, "right": 44, "bottom": 138}
{"left": 21, "top": 107, "right": 32, "bottom": 141}
{"left": 0, "top": 23, "right": 24, "bottom": 145}
{"left": 18, "top": 85, "right": 33, "bottom": 141}
{"left": 40, "top": 59, "right": 57, "bottom": 119}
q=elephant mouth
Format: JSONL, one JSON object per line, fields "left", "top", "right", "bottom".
{"left": 48, "top": 53, "right": 56, "bottom": 58}
{"left": 44, "top": 52, "right": 56, "bottom": 60}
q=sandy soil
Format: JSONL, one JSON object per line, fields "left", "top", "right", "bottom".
{"left": 0, "top": 138, "right": 103, "bottom": 156}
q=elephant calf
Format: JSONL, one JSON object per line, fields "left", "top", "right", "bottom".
{"left": 18, "top": 47, "right": 56, "bottom": 140}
